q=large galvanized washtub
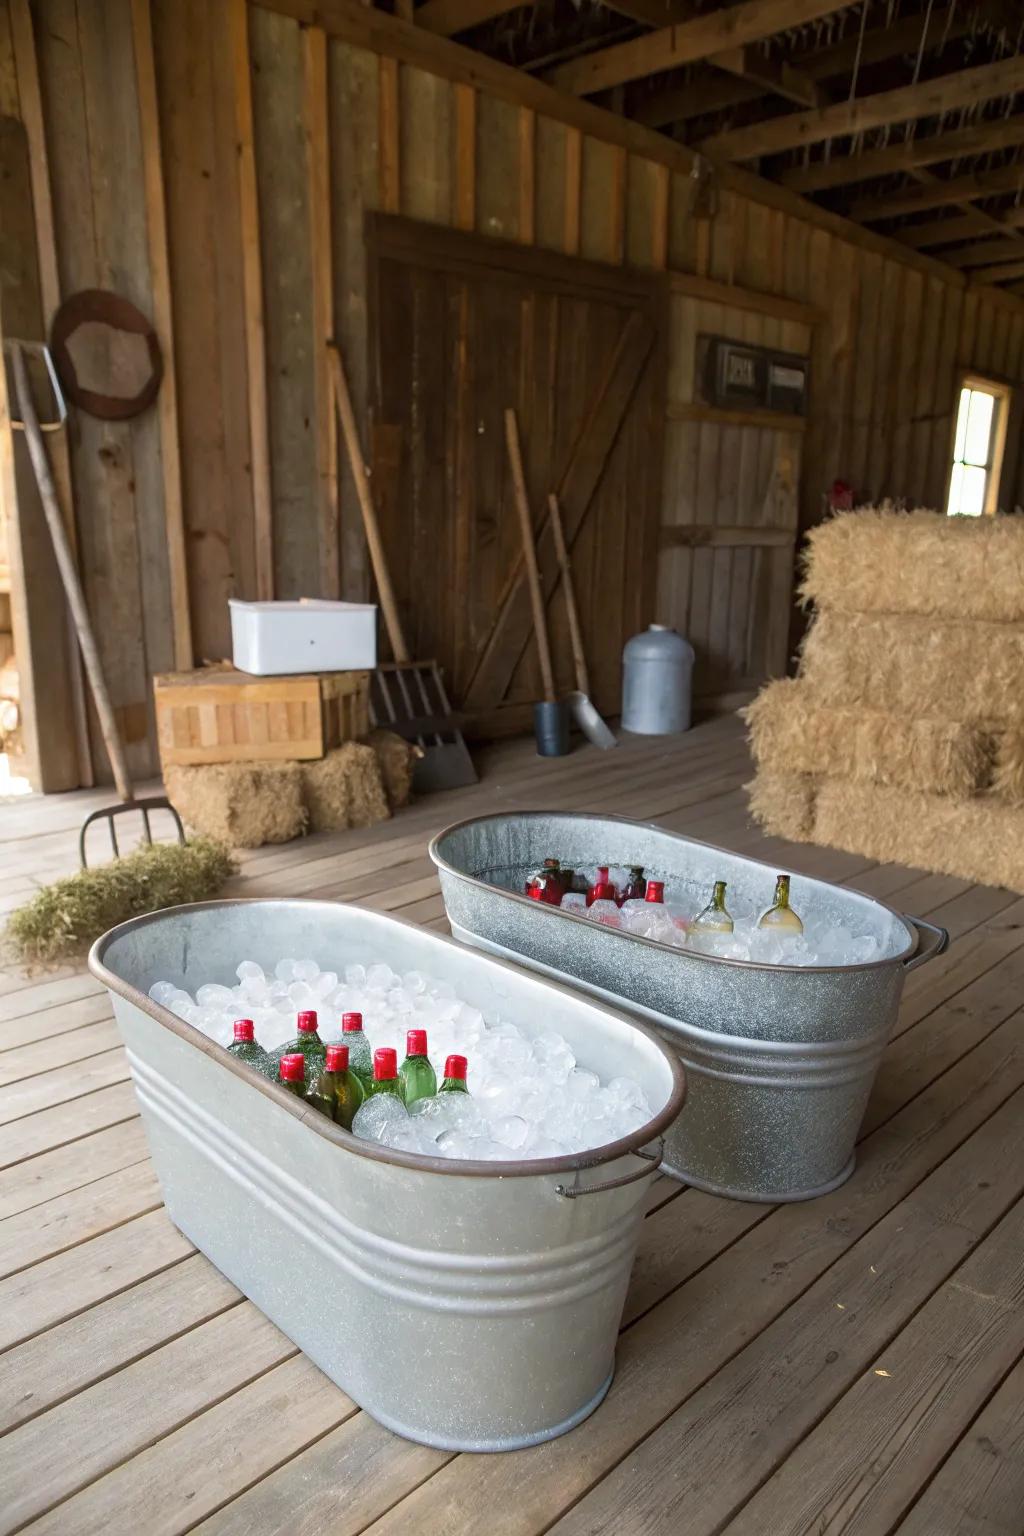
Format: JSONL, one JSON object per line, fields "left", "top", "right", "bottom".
{"left": 429, "top": 812, "right": 949, "bottom": 1203}
{"left": 90, "top": 898, "right": 685, "bottom": 1453}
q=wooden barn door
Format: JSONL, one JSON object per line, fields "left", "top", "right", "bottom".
{"left": 367, "top": 214, "right": 666, "bottom": 736}
{"left": 657, "top": 288, "right": 812, "bottom": 710}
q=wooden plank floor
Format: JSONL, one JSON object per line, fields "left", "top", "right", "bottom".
{"left": 2, "top": 713, "right": 1023, "bottom": 1536}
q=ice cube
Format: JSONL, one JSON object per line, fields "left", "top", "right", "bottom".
{"left": 148, "top": 980, "right": 181, "bottom": 1006}
{"left": 344, "top": 964, "right": 367, "bottom": 986}
{"left": 352, "top": 1093, "right": 408, "bottom": 1143}
{"left": 566, "top": 1068, "right": 600, "bottom": 1101}
{"left": 287, "top": 981, "right": 319, "bottom": 1009}
{"left": 275, "top": 959, "right": 299, "bottom": 983}
{"left": 196, "top": 983, "right": 235, "bottom": 1008}
{"left": 530, "top": 1032, "right": 576, "bottom": 1082}
{"left": 366, "top": 963, "right": 395, "bottom": 991}
{"left": 492, "top": 1114, "right": 529, "bottom": 1149}
{"left": 587, "top": 899, "right": 622, "bottom": 928}
{"left": 402, "top": 971, "right": 427, "bottom": 995}
{"left": 236, "top": 961, "right": 265, "bottom": 983}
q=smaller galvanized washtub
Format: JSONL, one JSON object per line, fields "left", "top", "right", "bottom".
{"left": 90, "top": 899, "right": 684, "bottom": 1453}
{"left": 429, "top": 812, "right": 949, "bottom": 1203}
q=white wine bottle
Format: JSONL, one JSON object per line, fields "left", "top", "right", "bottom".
{"left": 758, "top": 874, "right": 804, "bottom": 935}
{"left": 690, "top": 880, "right": 734, "bottom": 936}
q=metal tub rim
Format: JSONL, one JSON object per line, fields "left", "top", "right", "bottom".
{"left": 429, "top": 809, "right": 927, "bottom": 976}
{"left": 89, "top": 896, "right": 687, "bottom": 1184}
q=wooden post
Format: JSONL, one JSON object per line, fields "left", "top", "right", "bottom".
{"left": 130, "top": 0, "right": 193, "bottom": 670}
{"left": 518, "top": 106, "right": 535, "bottom": 245}
{"left": 454, "top": 82, "right": 475, "bottom": 231}
{"left": 229, "top": 0, "right": 275, "bottom": 601}
{"left": 564, "top": 126, "right": 581, "bottom": 255}
{"left": 379, "top": 55, "right": 400, "bottom": 212}
{"left": 504, "top": 408, "right": 556, "bottom": 705}
{"left": 303, "top": 23, "right": 340, "bottom": 598}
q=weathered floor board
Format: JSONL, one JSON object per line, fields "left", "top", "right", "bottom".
{"left": 1, "top": 715, "right": 1020, "bottom": 1536}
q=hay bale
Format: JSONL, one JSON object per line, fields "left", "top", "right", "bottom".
{"left": 5, "top": 838, "right": 236, "bottom": 964}
{"left": 367, "top": 728, "right": 419, "bottom": 809}
{"left": 165, "top": 761, "right": 306, "bottom": 847}
{"left": 994, "top": 728, "right": 1024, "bottom": 805}
{"left": 745, "top": 678, "right": 992, "bottom": 797}
{"left": 813, "top": 780, "right": 1024, "bottom": 894}
{"left": 746, "top": 771, "right": 817, "bottom": 842}
{"left": 799, "top": 610, "right": 1024, "bottom": 724}
{"left": 301, "top": 743, "right": 391, "bottom": 832}
{"left": 801, "top": 508, "right": 1024, "bottom": 623}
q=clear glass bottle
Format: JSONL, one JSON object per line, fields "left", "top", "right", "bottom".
{"left": 690, "top": 880, "right": 734, "bottom": 936}
{"left": 226, "top": 1018, "right": 276, "bottom": 1079}
{"left": 278, "top": 1052, "right": 306, "bottom": 1099}
{"left": 274, "top": 1009, "right": 326, "bottom": 1066}
{"left": 341, "top": 1011, "right": 374, "bottom": 1087}
{"left": 366, "top": 1046, "right": 403, "bottom": 1099}
{"left": 399, "top": 1028, "right": 437, "bottom": 1106}
{"left": 438, "top": 1053, "right": 470, "bottom": 1094}
{"left": 325, "top": 1043, "right": 364, "bottom": 1130}
{"left": 758, "top": 874, "right": 804, "bottom": 934}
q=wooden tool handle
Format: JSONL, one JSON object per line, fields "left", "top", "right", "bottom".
{"left": 328, "top": 343, "right": 410, "bottom": 665}
{"left": 547, "top": 491, "right": 590, "bottom": 697}
{"left": 9, "top": 343, "right": 134, "bottom": 803}
{"left": 504, "top": 408, "right": 556, "bottom": 705}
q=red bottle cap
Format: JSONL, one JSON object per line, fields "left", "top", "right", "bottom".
{"left": 444, "top": 1054, "right": 468, "bottom": 1081}
{"left": 297, "top": 1010, "right": 318, "bottom": 1033}
{"left": 325, "top": 1044, "right": 349, "bottom": 1072}
{"left": 527, "top": 885, "right": 545, "bottom": 902}
{"left": 233, "top": 1019, "right": 255, "bottom": 1042}
{"left": 373, "top": 1047, "right": 398, "bottom": 1080}
{"left": 342, "top": 1012, "right": 364, "bottom": 1032}
{"left": 594, "top": 882, "right": 616, "bottom": 902}
{"left": 596, "top": 866, "right": 610, "bottom": 883}
{"left": 279, "top": 1053, "right": 305, "bottom": 1083}
{"left": 406, "top": 1028, "right": 428, "bottom": 1057}
{"left": 645, "top": 881, "right": 665, "bottom": 903}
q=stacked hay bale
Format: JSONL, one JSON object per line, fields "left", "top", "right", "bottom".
{"left": 746, "top": 509, "right": 1024, "bottom": 892}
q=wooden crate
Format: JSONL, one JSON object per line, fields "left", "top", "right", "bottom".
{"left": 154, "top": 667, "right": 370, "bottom": 767}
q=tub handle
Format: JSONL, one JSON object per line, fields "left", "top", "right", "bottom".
{"left": 555, "top": 1141, "right": 663, "bottom": 1199}
{"left": 902, "top": 915, "right": 950, "bottom": 971}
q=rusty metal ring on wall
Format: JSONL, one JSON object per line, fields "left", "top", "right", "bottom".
{"left": 50, "top": 289, "right": 163, "bottom": 421}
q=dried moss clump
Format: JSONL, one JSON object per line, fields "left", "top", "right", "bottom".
{"left": 6, "top": 838, "right": 236, "bottom": 964}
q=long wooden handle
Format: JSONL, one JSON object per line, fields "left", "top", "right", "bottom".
{"left": 504, "top": 407, "right": 556, "bottom": 705}
{"left": 327, "top": 342, "right": 410, "bottom": 664}
{"left": 547, "top": 491, "right": 590, "bottom": 697}
{"left": 9, "top": 343, "right": 134, "bottom": 802}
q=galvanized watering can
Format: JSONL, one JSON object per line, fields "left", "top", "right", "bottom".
{"left": 90, "top": 899, "right": 685, "bottom": 1451}
{"left": 429, "top": 811, "right": 949, "bottom": 1202}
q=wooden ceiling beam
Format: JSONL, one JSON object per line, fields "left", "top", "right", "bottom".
{"left": 702, "top": 54, "right": 1024, "bottom": 162}
{"left": 971, "top": 258, "right": 1024, "bottom": 284}
{"left": 782, "top": 115, "right": 1024, "bottom": 195}
{"left": 547, "top": 0, "right": 849, "bottom": 96}
{"left": 634, "top": 5, "right": 972, "bottom": 131}
{"left": 897, "top": 205, "right": 1024, "bottom": 249}
{"left": 943, "top": 237, "right": 1024, "bottom": 269}
{"left": 415, "top": 0, "right": 523, "bottom": 35}
{"left": 711, "top": 44, "right": 826, "bottom": 110}
{"left": 850, "top": 162, "right": 1024, "bottom": 222}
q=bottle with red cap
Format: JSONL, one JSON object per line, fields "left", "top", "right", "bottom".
{"left": 524, "top": 864, "right": 562, "bottom": 905}
{"left": 366, "top": 1046, "right": 402, "bottom": 1100}
{"left": 399, "top": 1029, "right": 437, "bottom": 1107}
{"left": 619, "top": 865, "right": 647, "bottom": 906}
{"left": 278, "top": 1053, "right": 307, "bottom": 1100}
{"left": 273, "top": 1009, "right": 326, "bottom": 1066}
{"left": 226, "top": 1019, "right": 276, "bottom": 1079}
{"left": 341, "top": 1011, "right": 374, "bottom": 1087}
{"left": 328, "top": 1044, "right": 364, "bottom": 1130}
{"left": 438, "top": 1054, "right": 469, "bottom": 1094}
{"left": 586, "top": 865, "right": 617, "bottom": 908}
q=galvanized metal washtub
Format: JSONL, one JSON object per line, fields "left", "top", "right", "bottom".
{"left": 428, "top": 812, "right": 949, "bottom": 1203}
{"left": 90, "top": 898, "right": 685, "bottom": 1453}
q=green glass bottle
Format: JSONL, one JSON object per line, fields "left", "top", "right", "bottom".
{"left": 304, "top": 1050, "right": 338, "bottom": 1120}
{"left": 226, "top": 1018, "right": 276, "bottom": 1079}
{"left": 690, "top": 880, "right": 734, "bottom": 936}
{"left": 758, "top": 874, "right": 804, "bottom": 935}
{"left": 341, "top": 1011, "right": 374, "bottom": 1088}
{"left": 274, "top": 1009, "right": 326, "bottom": 1066}
{"left": 325, "top": 1042, "right": 364, "bottom": 1130}
{"left": 367, "top": 1046, "right": 402, "bottom": 1099}
{"left": 438, "top": 1053, "right": 469, "bottom": 1094}
{"left": 278, "top": 1052, "right": 307, "bottom": 1099}
{"left": 399, "top": 1028, "right": 437, "bottom": 1107}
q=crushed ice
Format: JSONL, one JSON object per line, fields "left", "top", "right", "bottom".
{"left": 149, "top": 959, "right": 654, "bottom": 1161}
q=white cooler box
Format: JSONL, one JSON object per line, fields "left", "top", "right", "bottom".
{"left": 229, "top": 598, "right": 377, "bottom": 675}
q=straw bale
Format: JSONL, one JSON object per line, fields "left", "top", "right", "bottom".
{"left": 814, "top": 780, "right": 1024, "bottom": 894}
{"left": 801, "top": 508, "right": 1024, "bottom": 623}
{"left": 165, "top": 762, "right": 306, "bottom": 848}
{"left": 745, "top": 678, "right": 992, "bottom": 797}
{"left": 367, "top": 728, "right": 419, "bottom": 809}
{"left": 800, "top": 610, "right": 1024, "bottom": 723}
{"left": 301, "top": 743, "right": 391, "bottom": 833}
{"left": 746, "top": 771, "right": 817, "bottom": 843}
{"left": 994, "top": 728, "right": 1024, "bottom": 805}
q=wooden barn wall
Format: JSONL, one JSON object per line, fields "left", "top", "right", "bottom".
{"left": 4, "top": 0, "right": 1024, "bottom": 779}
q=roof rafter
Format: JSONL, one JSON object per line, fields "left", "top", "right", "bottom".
{"left": 943, "top": 237, "right": 1024, "bottom": 268}
{"left": 701, "top": 54, "right": 1024, "bottom": 162}
{"left": 547, "top": 0, "right": 849, "bottom": 96}
{"left": 971, "top": 258, "right": 1024, "bottom": 284}
{"left": 782, "top": 115, "right": 1024, "bottom": 194}
{"left": 850, "top": 162, "right": 1024, "bottom": 222}
{"left": 897, "top": 204, "right": 1024, "bottom": 249}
